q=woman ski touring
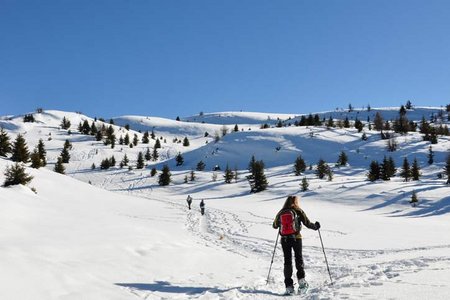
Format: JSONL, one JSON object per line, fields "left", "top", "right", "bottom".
{"left": 272, "top": 195, "right": 320, "bottom": 295}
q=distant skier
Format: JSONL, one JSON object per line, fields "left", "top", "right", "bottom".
{"left": 273, "top": 195, "right": 320, "bottom": 295}
{"left": 200, "top": 199, "right": 205, "bottom": 215}
{"left": 186, "top": 195, "right": 193, "bottom": 210}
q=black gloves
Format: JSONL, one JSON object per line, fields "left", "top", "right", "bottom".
{"left": 315, "top": 221, "right": 321, "bottom": 230}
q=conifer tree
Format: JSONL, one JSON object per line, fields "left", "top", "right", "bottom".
{"left": 158, "top": 164, "right": 171, "bottom": 186}
{"left": 444, "top": 154, "right": 450, "bottom": 184}
{"left": 354, "top": 118, "right": 364, "bottom": 132}
{"left": 175, "top": 152, "right": 184, "bottom": 166}
{"left": 60, "top": 141, "right": 71, "bottom": 163}
{"left": 248, "top": 155, "right": 257, "bottom": 174}
{"left": 136, "top": 152, "right": 145, "bottom": 169}
{"left": 411, "top": 158, "right": 421, "bottom": 181}
{"left": 150, "top": 168, "right": 157, "bottom": 177}
{"left": 400, "top": 157, "right": 412, "bottom": 182}
{"left": 300, "top": 177, "right": 309, "bottom": 192}
{"left": 190, "top": 170, "right": 196, "bottom": 181}
{"left": 224, "top": 164, "right": 234, "bottom": 183}
{"left": 368, "top": 161, "right": 380, "bottom": 182}
{"left": 428, "top": 146, "right": 434, "bottom": 165}
{"left": 133, "top": 134, "right": 139, "bottom": 146}
{"left": 336, "top": 151, "right": 348, "bottom": 167}
{"left": 110, "top": 155, "right": 116, "bottom": 167}
{"left": 54, "top": 157, "right": 66, "bottom": 174}
{"left": 81, "top": 120, "right": 91, "bottom": 134}
{"left": 36, "top": 139, "right": 47, "bottom": 166}
{"left": 343, "top": 117, "right": 350, "bottom": 128}
{"left": 60, "top": 116, "right": 71, "bottom": 130}
{"left": 374, "top": 112, "right": 384, "bottom": 131}
{"left": 315, "top": 159, "right": 329, "bottom": 179}
{"left": 142, "top": 131, "right": 150, "bottom": 144}
{"left": 30, "top": 148, "right": 44, "bottom": 169}
{"left": 90, "top": 121, "right": 97, "bottom": 136}
{"left": 100, "top": 158, "right": 111, "bottom": 170}
{"left": 154, "top": 139, "right": 161, "bottom": 149}
{"left": 183, "top": 137, "right": 190, "bottom": 147}
{"left": 410, "top": 190, "right": 418, "bottom": 207}
{"left": 234, "top": 124, "right": 239, "bottom": 132}
{"left": 144, "top": 148, "right": 151, "bottom": 161}
{"left": 152, "top": 147, "right": 159, "bottom": 161}
{"left": 196, "top": 160, "right": 206, "bottom": 171}
{"left": 0, "top": 128, "right": 12, "bottom": 157}
{"left": 294, "top": 156, "right": 306, "bottom": 176}
{"left": 120, "top": 154, "right": 129, "bottom": 168}
{"left": 3, "top": 163, "right": 33, "bottom": 186}
{"left": 326, "top": 116, "right": 334, "bottom": 128}
{"left": 124, "top": 133, "right": 130, "bottom": 145}
{"left": 11, "top": 134, "right": 30, "bottom": 163}
{"left": 248, "top": 160, "right": 268, "bottom": 193}
{"left": 380, "top": 156, "right": 396, "bottom": 180}
{"left": 361, "top": 132, "right": 368, "bottom": 141}
{"left": 95, "top": 130, "right": 103, "bottom": 141}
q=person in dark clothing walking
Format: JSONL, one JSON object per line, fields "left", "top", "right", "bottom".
{"left": 273, "top": 195, "right": 320, "bottom": 295}
{"left": 186, "top": 195, "right": 193, "bottom": 210}
{"left": 199, "top": 199, "right": 205, "bottom": 215}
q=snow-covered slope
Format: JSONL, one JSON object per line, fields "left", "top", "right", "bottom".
{"left": 1, "top": 107, "right": 450, "bottom": 299}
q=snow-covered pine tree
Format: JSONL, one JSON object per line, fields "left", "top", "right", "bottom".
{"left": 183, "top": 137, "right": 190, "bottom": 147}
{"left": 294, "top": 156, "right": 306, "bottom": 176}
{"left": 142, "top": 131, "right": 150, "bottom": 144}
{"left": 445, "top": 154, "right": 450, "bottom": 184}
{"left": 411, "top": 158, "right": 421, "bottom": 181}
{"left": 336, "top": 151, "right": 348, "bottom": 167}
{"left": 224, "top": 164, "right": 234, "bottom": 183}
{"left": 152, "top": 147, "right": 159, "bottom": 161}
{"left": 410, "top": 190, "right": 418, "bottom": 207}
{"left": 400, "top": 157, "right": 412, "bottom": 182}
{"left": 30, "top": 148, "right": 44, "bottom": 169}
{"left": 144, "top": 148, "right": 151, "bottom": 161}
{"left": 54, "top": 157, "right": 66, "bottom": 174}
{"left": 175, "top": 152, "right": 184, "bottom": 166}
{"left": 0, "top": 128, "right": 12, "bottom": 157}
{"left": 60, "top": 140, "right": 71, "bottom": 163}
{"left": 154, "top": 139, "right": 161, "bottom": 149}
{"left": 11, "top": 134, "right": 30, "bottom": 163}
{"left": 368, "top": 161, "right": 380, "bottom": 182}
{"left": 248, "top": 160, "right": 268, "bottom": 193}
{"left": 136, "top": 152, "right": 145, "bottom": 169}
{"left": 60, "top": 116, "right": 71, "bottom": 130}
{"left": 158, "top": 165, "right": 171, "bottom": 186}
{"left": 196, "top": 160, "right": 206, "bottom": 171}
{"left": 3, "top": 163, "right": 33, "bottom": 186}
{"left": 301, "top": 177, "right": 309, "bottom": 192}
{"left": 315, "top": 159, "right": 329, "bottom": 179}
{"left": 37, "top": 139, "right": 46, "bottom": 166}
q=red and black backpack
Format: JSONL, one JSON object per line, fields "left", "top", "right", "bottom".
{"left": 278, "top": 209, "right": 300, "bottom": 236}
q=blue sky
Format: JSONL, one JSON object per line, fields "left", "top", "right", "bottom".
{"left": 1, "top": 0, "right": 450, "bottom": 119}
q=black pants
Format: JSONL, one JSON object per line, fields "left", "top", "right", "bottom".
{"left": 281, "top": 237, "right": 305, "bottom": 287}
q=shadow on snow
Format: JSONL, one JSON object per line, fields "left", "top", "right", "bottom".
{"left": 115, "top": 281, "right": 280, "bottom": 296}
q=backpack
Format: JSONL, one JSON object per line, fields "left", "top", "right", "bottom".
{"left": 278, "top": 209, "right": 300, "bottom": 236}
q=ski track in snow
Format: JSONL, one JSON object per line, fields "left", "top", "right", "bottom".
{"left": 96, "top": 173, "right": 450, "bottom": 299}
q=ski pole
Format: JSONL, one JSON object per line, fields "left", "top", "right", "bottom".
{"left": 318, "top": 228, "right": 333, "bottom": 284}
{"left": 266, "top": 231, "right": 280, "bottom": 285}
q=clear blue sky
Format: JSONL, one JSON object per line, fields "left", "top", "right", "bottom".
{"left": 1, "top": 0, "right": 450, "bottom": 119}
